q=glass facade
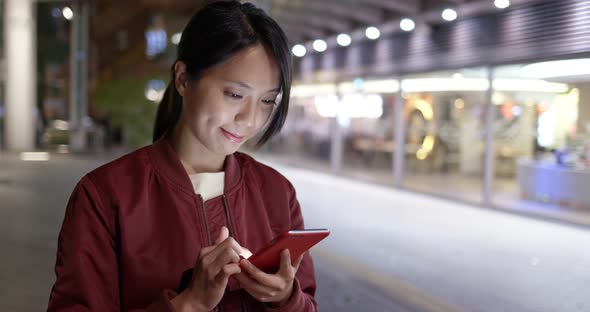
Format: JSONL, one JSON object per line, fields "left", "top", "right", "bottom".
{"left": 401, "top": 68, "right": 488, "bottom": 203}
{"left": 338, "top": 83, "right": 398, "bottom": 185}
{"left": 492, "top": 61, "right": 590, "bottom": 223}
{"left": 257, "top": 94, "right": 333, "bottom": 172}
{"left": 256, "top": 57, "right": 590, "bottom": 224}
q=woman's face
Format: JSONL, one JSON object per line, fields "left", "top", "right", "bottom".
{"left": 175, "top": 44, "right": 280, "bottom": 156}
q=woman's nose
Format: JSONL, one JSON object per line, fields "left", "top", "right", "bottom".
{"left": 235, "top": 99, "right": 257, "bottom": 128}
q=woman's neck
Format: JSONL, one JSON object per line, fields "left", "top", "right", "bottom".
{"left": 170, "top": 127, "right": 225, "bottom": 175}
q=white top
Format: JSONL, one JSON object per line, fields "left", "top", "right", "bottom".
{"left": 188, "top": 172, "right": 225, "bottom": 201}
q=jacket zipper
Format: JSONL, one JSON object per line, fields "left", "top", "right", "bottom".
{"left": 199, "top": 195, "right": 212, "bottom": 246}
{"left": 198, "top": 195, "right": 219, "bottom": 312}
{"left": 222, "top": 195, "right": 247, "bottom": 312}
{"left": 221, "top": 195, "right": 234, "bottom": 238}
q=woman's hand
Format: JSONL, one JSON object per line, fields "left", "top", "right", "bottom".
{"left": 235, "top": 249, "right": 304, "bottom": 306}
{"left": 172, "top": 226, "right": 244, "bottom": 312}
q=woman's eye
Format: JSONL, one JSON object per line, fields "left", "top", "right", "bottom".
{"left": 224, "top": 91, "right": 243, "bottom": 99}
{"left": 262, "top": 99, "right": 277, "bottom": 105}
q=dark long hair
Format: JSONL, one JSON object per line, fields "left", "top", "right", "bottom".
{"left": 153, "top": 1, "right": 292, "bottom": 147}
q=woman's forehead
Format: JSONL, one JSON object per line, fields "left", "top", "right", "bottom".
{"left": 208, "top": 45, "right": 280, "bottom": 90}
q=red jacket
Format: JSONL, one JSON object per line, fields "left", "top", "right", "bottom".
{"left": 48, "top": 136, "right": 317, "bottom": 311}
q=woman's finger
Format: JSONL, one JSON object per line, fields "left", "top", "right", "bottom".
{"left": 206, "top": 237, "right": 243, "bottom": 264}
{"left": 240, "top": 259, "right": 284, "bottom": 289}
{"left": 234, "top": 272, "right": 279, "bottom": 301}
{"left": 214, "top": 242, "right": 241, "bottom": 265}
{"left": 214, "top": 263, "right": 242, "bottom": 285}
{"left": 219, "top": 235, "right": 247, "bottom": 256}
{"left": 200, "top": 238, "right": 242, "bottom": 277}
{"left": 215, "top": 226, "right": 229, "bottom": 245}
{"left": 277, "top": 249, "right": 296, "bottom": 278}
{"left": 198, "top": 245, "right": 216, "bottom": 259}
{"left": 198, "top": 227, "right": 231, "bottom": 261}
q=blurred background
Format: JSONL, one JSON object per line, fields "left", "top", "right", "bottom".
{"left": 1, "top": 0, "right": 590, "bottom": 311}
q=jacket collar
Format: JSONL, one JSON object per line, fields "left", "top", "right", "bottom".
{"left": 147, "top": 133, "right": 243, "bottom": 196}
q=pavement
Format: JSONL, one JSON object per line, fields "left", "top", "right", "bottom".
{"left": 1, "top": 151, "right": 590, "bottom": 312}
{"left": 0, "top": 152, "right": 408, "bottom": 312}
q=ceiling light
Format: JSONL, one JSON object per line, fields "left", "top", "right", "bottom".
{"left": 292, "top": 44, "right": 307, "bottom": 57}
{"left": 336, "top": 33, "right": 352, "bottom": 47}
{"left": 522, "top": 58, "right": 590, "bottom": 79}
{"left": 442, "top": 8, "right": 457, "bottom": 21}
{"left": 400, "top": 18, "right": 415, "bottom": 32}
{"left": 494, "top": 0, "right": 510, "bottom": 9}
{"left": 313, "top": 39, "right": 327, "bottom": 52}
{"left": 365, "top": 27, "right": 380, "bottom": 40}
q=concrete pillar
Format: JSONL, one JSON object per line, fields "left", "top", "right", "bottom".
{"left": 69, "top": 0, "right": 89, "bottom": 152}
{"left": 483, "top": 67, "right": 496, "bottom": 205}
{"left": 330, "top": 115, "right": 343, "bottom": 174}
{"left": 575, "top": 82, "right": 590, "bottom": 134}
{"left": 330, "top": 83, "right": 344, "bottom": 174}
{"left": 4, "top": 0, "right": 36, "bottom": 151}
{"left": 393, "top": 85, "right": 405, "bottom": 187}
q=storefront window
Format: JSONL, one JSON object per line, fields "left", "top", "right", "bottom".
{"left": 401, "top": 68, "right": 488, "bottom": 203}
{"left": 254, "top": 86, "right": 334, "bottom": 172}
{"left": 339, "top": 79, "right": 398, "bottom": 185}
{"left": 493, "top": 60, "right": 590, "bottom": 222}
{"left": 252, "top": 60, "right": 590, "bottom": 225}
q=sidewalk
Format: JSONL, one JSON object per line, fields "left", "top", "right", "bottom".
{"left": 274, "top": 161, "right": 590, "bottom": 312}
{"left": 0, "top": 152, "right": 410, "bottom": 311}
{"left": 3, "top": 151, "right": 589, "bottom": 311}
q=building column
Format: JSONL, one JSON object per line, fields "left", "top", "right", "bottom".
{"left": 4, "top": 0, "right": 36, "bottom": 151}
{"left": 69, "top": 0, "right": 90, "bottom": 152}
{"left": 483, "top": 67, "right": 496, "bottom": 205}
{"left": 393, "top": 82, "right": 405, "bottom": 188}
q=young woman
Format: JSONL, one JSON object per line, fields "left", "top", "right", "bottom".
{"left": 48, "top": 2, "right": 318, "bottom": 311}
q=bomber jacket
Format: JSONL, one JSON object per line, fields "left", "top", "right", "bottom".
{"left": 47, "top": 135, "right": 317, "bottom": 311}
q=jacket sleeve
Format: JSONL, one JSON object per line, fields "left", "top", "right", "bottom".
{"left": 265, "top": 183, "right": 318, "bottom": 312}
{"left": 47, "top": 176, "right": 177, "bottom": 312}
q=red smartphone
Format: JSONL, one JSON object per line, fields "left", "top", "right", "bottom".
{"left": 246, "top": 229, "right": 330, "bottom": 273}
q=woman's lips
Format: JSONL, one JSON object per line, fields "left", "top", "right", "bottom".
{"left": 221, "top": 128, "right": 244, "bottom": 143}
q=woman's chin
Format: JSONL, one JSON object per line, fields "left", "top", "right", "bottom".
{"left": 219, "top": 143, "right": 242, "bottom": 155}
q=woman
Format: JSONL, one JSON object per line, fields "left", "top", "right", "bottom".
{"left": 47, "top": 2, "right": 318, "bottom": 311}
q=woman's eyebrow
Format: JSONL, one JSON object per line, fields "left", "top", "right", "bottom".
{"left": 224, "top": 80, "right": 280, "bottom": 93}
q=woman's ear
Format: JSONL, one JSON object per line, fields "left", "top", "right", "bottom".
{"left": 174, "top": 61, "right": 189, "bottom": 97}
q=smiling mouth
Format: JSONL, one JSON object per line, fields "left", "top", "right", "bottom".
{"left": 221, "top": 128, "right": 245, "bottom": 143}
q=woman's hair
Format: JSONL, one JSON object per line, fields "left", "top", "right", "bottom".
{"left": 153, "top": 1, "right": 292, "bottom": 147}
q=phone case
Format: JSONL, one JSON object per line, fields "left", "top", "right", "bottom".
{"left": 247, "top": 229, "right": 330, "bottom": 273}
